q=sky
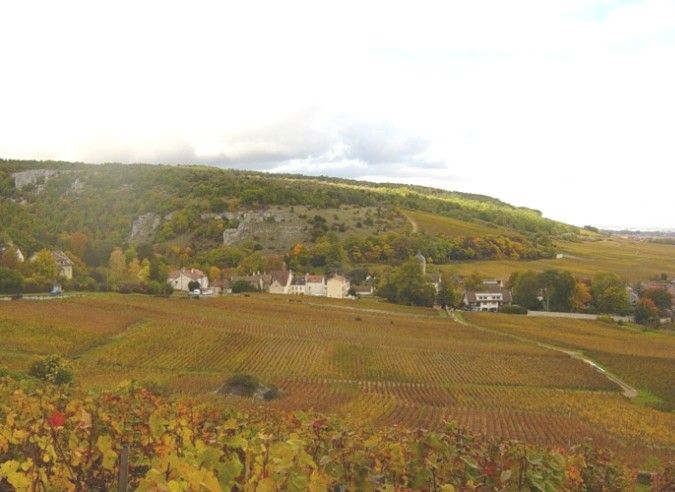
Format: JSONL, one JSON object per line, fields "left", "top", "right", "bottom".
{"left": 1, "top": 1, "right": 674, "bottom": 229}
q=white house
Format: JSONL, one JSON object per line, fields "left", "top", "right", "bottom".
{"left": 52, "top": 250, "right": 74, "bottom": 280}
{"left": 327, "top": 275, "right": 350, "bottom": 299}
{"left": 305, "top": 275, "right": 326, "bottom": 297}
{"left": 269, "top": 270, "right": 293, "bottom": 294}
{"left": 167, "top": 268, "right": 209, "bottom": 292}
{"left": 290, "top": 275, "right": 307, "bottom": 295}
{"left": 463, "top": 289, "right": 512, "bottom": 312}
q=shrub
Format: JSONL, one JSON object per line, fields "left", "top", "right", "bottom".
{"left": 28, "top": 354, "right": 74, "bottom": 385}
{"left": 223, "top": 373, "right": 260, "bottom": 397}
{"left": 501, "top": 305, "right": 528, "bottom": 315}
{"left": 596, "top": 315, "right": 616, "bottom": 325}
{"left": 221, "top": 373, "right": 282, "bottom": 400}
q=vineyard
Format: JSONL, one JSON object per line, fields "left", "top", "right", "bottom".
{"left": 445, "top": 235, "right": 675, "bottom": 284}
{"left": 1, "top": 379, "right": 660, "bottom": 492}
{"left": 465, "top": 312, "right": 675, "bottom": 411}
{"left": 1, "top": 294, "right": 675, "bottom": 471}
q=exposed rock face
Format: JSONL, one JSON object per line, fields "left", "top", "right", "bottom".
{"left": 128, "top": 213, "right": 161, "bottom": 244}
{"left": 222, "top": 210, "right": 304, "bottom": 246}
{"left": 12, "top": 169, "right": 72, "bottom": 192}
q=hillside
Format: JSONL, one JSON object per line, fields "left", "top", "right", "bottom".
{"left": 0, "top": 159, "right": 576, "bottom": 262}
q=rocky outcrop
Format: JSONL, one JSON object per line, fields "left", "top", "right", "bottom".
{"left": 128, "top": 213, "right": 161, "bottom": 244}
{"left": 12, "top": 169, "right": 73, "bottom": 192}
{"left": 222, "top": 210, "right": 303, "bottom": 246}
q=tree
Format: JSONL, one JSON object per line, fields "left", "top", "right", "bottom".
{"left": 388, "top": 258, "right": 436, "bottom": 307}
{"left": 570, "top": 282, "right": 592, "bottom": 312}
{"left": 509, "top": 270, "right": 542, "bottom": 311}
{"left": 231, "top": 279, "right": 260, "bottom": 293}
{"left": 436, "top": 272, "right": 462, "bottom": 309}
{"left": 237, "top": 252, "right": 265, "bottom": 275}
{"left": 208, "top": 266, "right": 222, "bottom": 282}
{"left": 0, "top": 267, "right": 24, "bottom": 294}
{"left": 30, "top": 249, "right": 58, "bottom": 281}
{"left": 642, "top": 288, "right": 673, "bottom": 316}
{"left": 108, "top": 247, "right": 127, "bottom": 290}
{"left": 463, "top": 271, "right": 485, "bottom": 291}
{"left": 591, "top": 272, "right": 631, "bottom": 315}
{"left": 538, "top": 269, "right": 575, "bottom": 312}
{"left": 634, "top": 298, "right": 659, "bottom": 327}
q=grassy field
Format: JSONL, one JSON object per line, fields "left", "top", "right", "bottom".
{"left": 1, "top": 294, "right": 674, "bottom": 468}
{"left": 440, "top": 235, "right": 675, "bottom": 282}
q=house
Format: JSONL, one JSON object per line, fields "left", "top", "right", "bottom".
{"left": 327, "top": 275, "right": 350, "bottom": 299}
{"left": 269, "top": 270, "right": 293, "bottom": 294}
{"left": 305, "top": 275, "right": 326, "bottom": 297}
{"left": 52, "top": 250, "right": 74, "bottom": 280}
{"left": 290, "top": 275, "right": 307, "bottom": 295}
{"left": 463, "top": 289, "right": 513, "bottom": 312}
{"left": 353, "top": 285, "right": 374, "bottom": 297}
{"left": 167, "top": 268, "right": 209, "bottom": 292}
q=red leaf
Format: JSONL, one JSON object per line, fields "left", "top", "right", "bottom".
{"left": 48, "top": 410, "right": 68, "bottom": 428}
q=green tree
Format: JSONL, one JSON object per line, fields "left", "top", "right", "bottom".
{"left": 30, "top": 249, "right": 58, "bottom": 281}
{"left": 538, "top": 269, "right": 575, "bottom": 312}
{"left": 463, "top": 271, "right": 485, "bottom": 291}
{"left": 509, "top": 270, "right": 542, "bottom": 311}
{"left": 591, "top": 272, "right": 630, "bottom": 315}
{"left": 0, "top": 267, "right": 24, "bottom": 294}
{"left": 237, "top": 252, "right": 265, "bottom": 275}
{"left": 388, "top": 258, "right": 436, "bottom": 307}
{"left": 231, "top": 279, "right": 260, "bottom": 293}
{"left": 436, "top": 272, "right": 461, "bottom": 308}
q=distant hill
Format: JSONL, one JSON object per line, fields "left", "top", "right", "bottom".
{"left": 0, "top": 159, "right": 579, "bottom": 261}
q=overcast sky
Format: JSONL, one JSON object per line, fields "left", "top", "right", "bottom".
{"left": 2, "top": 1, "right": 674, "bottom": 228}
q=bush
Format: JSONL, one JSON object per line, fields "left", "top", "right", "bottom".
{"left": 223, "top": 373, "right": 260, "bottom": 397}
{"left": 28, "top": 355, "right": 74, "bottom": 385}
{"left": 221, "top": 373, "right": 282, "bottom": 400}
{"left": 501, "top": 305, "right": 528, "bottom": 314}
{"left": 596, "top": 314, "right": 616, "bottom": 325}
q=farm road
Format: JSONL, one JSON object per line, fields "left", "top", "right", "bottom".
{"left": 450, "top": 310, "right": 639, "bottom": 399}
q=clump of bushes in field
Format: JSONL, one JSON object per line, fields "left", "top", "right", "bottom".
{"left": 220, "top": 372, "right": 281, "bottom": 400}
{"left": 501, "top": 305, "right": 528, "bottom": 315}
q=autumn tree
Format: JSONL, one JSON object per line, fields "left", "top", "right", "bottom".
{"left": 570, "top": 282, "right": 592, "bottom": 312}
{"left": 108, "top": 247, "right": 128, "bottom": 290}
{"left": 634, "top": 298, "right": 659, "bottom": 326}
{"left": 642, "top": 288, "right": 673, "bottom": 316}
